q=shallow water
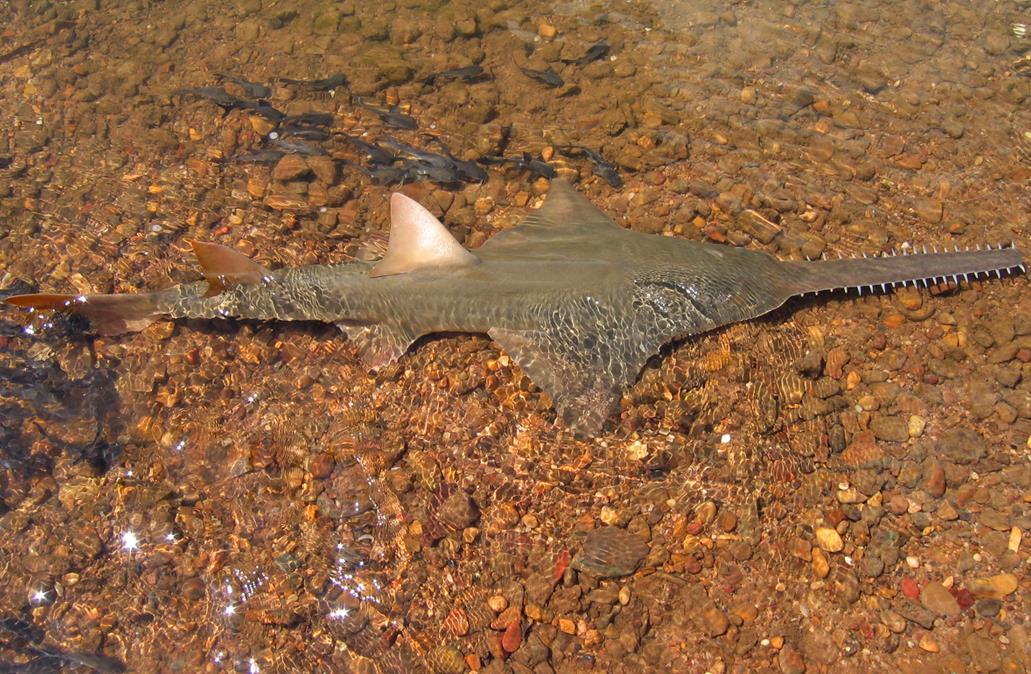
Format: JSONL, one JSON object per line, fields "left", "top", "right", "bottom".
{"left": 0, "top": 1, "right": 1029, "bottom": 672}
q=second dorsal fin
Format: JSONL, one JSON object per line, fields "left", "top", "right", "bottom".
{"left": 370, "top": 193, "right": 479, "bottom": 278}
{"left": 189, "top": 240, "right": 271, "bottom": 296}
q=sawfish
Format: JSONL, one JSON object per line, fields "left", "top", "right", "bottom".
{"left": 5, "top": 180, "right": 1026, "bottom": 434}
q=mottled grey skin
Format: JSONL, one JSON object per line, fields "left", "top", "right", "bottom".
{"left": 143, "top": 181, "right": 1024, "bottom": 434}
{"left": 9, "top": 181, "right": 1025, "bottom": 434}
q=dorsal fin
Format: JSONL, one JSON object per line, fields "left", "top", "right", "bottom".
{"left": 523, "top": 179, "right": 619, "bottom": 231}
{"left": 478, "top": 180, "right": 620, "bottom": 253}
{"left": 370, "top": 193, "right": 480, "bottom": 278}
{"left": 189, "top": 240, "right": 271, "bottom": 296}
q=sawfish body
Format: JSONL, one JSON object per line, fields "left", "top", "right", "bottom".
{"left": 6, "top": 181, "right": 1025, "bottom": 434}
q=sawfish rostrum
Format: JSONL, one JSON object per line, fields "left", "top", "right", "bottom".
{"left": 6, "top": 181, "right": 1025, "bottom": 434}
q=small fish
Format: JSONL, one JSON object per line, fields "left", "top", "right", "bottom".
{"left": 518, "top": 66, "right": 564, "bottom": 88}
{"left": 481, "top": 152, "right": 556, "bottom": 180}
{"left": 173, "top": 87, "right": 285, "bottom": 122}
{"left": 0, "top": 615, "right": 125, "bottom": 674}
{"left": 270, "top": 138, "right": 326, "bottom": 156}
{"left": 561, "top": 41, "right": 610, "bottom": 66}
{"left": 402, "top": 158, "right": 464, "bottom": 185}
{"left": 33, "top": 649, "right": 126, "bottom": 674}
{"left": 277, "top": 126, "right": 330, "bottom": 141}
{"left": 382, "top": 139, "right": 452, "bottom": 168}
{"left": 557, "top": 145, "right": 622, "bottom": 187}
{"left": 339, "top": 161, "right": 411, "bottom": 185}
{"left": 215, "top": 73, "right": 272, "bottom": 99}
{"left": 281, "top": 112, "right": 335, "bottom": 128}
{"left": 358, "top": 142, "right": 463, "bottom": 185}
{"left": 336, "top": 135, "right": 396, "bottom": 166}
{"left": 244, "top": 100, "right": 286, "bottom": 122}
{"left": 172, "top": 86, "right": 238, "bottom": 107}
{"left": 422, "top": 64, "right": 487, "bottom": 86}
{"left": 384, "top": 138, "right": 486, "bottom": 184}
{"left": 427, "top": 137, "right": 488, "bottom": 183}
{"left": 279, "top": 73, "right": 349, "bottom": 91}
{"left": 357, "top": 100, "right": 418, "bottom": 130}
{"left": 234, "top": 149, "right": 286, "bottom": 164}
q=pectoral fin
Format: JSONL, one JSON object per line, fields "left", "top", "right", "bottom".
{"left": 489, "top": 327, "right": 627, "bottom": 435}
{"left": 338, "top": 322, "right": 420, "bottom": 371}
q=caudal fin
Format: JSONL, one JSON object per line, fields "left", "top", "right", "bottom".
{"left": 5, "top": 292, "right": 162, "bottom": 335}
{"left": 784, "top": 244, "right": 1026, "bottom": 296}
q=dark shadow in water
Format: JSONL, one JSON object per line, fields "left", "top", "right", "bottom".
{"left": 0, "top": 285, "right": 125, "bottom": 515}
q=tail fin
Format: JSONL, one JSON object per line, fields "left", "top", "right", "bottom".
{"left": 784, "top": 244, "right": 1026, "bottom": 296}
{"left": 5, "top": 292, "right": 162, "bottom": 335}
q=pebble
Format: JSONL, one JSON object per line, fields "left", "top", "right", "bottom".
{"left": 537, "top": 19, "right": 557, "bottom": 39}
{"left": 869, "top": 415, "right": 910, "bottom": 443}
{"left": 918, "top": 634, "right": 939, "bottom": 653}
{"left": 777, "top": 645, "right": 806, "bottom": 674}
{"left": 694, "top": 500, "right": 719, "bottom": 526}
{"left": 815, "top": 527, "right": 843, "bottom": 553}
{"left": 306, "top": 156, "right": 336, "bottom": 184}
{"left": 700, "top": 606, "right": 729, "bottom": 637}
{"left": 922, "top": 460, "right": 946, "bottom": 498}
{"left": 488, "top": 595, "right": 508, "bottom": 613}
{"left": 908, "top": 415, "right": 926, "bottom": 438}
{"left": 309, "top": 452, "right": 335, "bottom": 479}
{"left": 919, "top": 581, "right": 961, "bottom": 617}
{"left": 937, "top": 501, "right": 959, "bottom": 521}
{"left": 811, "top": 547, "right": 830, "bottom": 578}
{"left": 572, "top": 526, "right": 649, "bottom": 578}
{"left": 825, "top": 348, "right": 850, "bottom": 379}
{"left": 501, "top": 620, "right": 522, "bottom": 653}
{"left": 912, "top": 198, "right": 943, "bottom": 224}
{"left": 272, "top": 154, "right": 311, "bottom": 182}
{"left": 881, "top": 609, "right": 906, "bottom": 634}
{"left": 732, "top": 603, "right": 758, "bottom": 623}
{"left": 789, "top": 537, "right": 812, "bottom": 561}
{"left": 974, "top": 598, "right": 1002, "bottom": 617}
{"left": 835, "top": 487, "right": 866, "bottom": 504}
{"left": 716, "top": 510, "right": 737, "bottom": 532}
{"left": 440, "top": 491, "right": 480, "bottom": 530}
{"left": 491, "top": 606, "right": 520, "bottom": 630}
{"left": 966, "top": 574, "right": 1018, "bottom": 599}
{"left": 896, "top": 598, "right": 935, "bottom": 628}
{"left": 181, "top": 577, "right": 206, "bottom": 601}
